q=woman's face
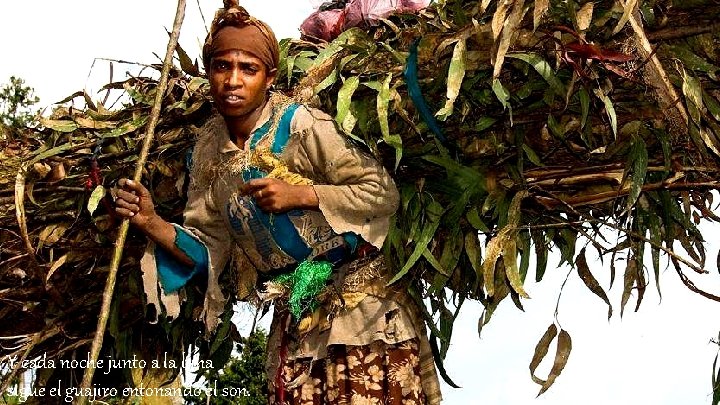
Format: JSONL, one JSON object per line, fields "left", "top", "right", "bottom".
{"left": 208, "top": 41, "right": 276, "bottom": 120}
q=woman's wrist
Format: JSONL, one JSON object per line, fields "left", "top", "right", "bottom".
{"left": 135, "top": 212, "right": 162, "bottom": 233}
{"left": 297, "top": 185, "right": 320, "bottom": 210}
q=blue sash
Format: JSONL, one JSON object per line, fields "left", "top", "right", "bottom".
{"left": 228, "top": 103, "right": 359, "bottom": 275}
{"left": 157, "top": 103, "right": 362, "bottom": 293}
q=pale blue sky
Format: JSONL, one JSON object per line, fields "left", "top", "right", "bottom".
{"left": 2, "top": 1, "right": 720, "bottom": 404}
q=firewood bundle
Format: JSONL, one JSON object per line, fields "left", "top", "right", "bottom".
{"left": 2, "top": 0, "right": 720, "bottom": 394}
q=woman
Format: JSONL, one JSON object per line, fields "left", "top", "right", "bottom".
{"left": 115, "top": 1, "right": 441, "bottom": 403}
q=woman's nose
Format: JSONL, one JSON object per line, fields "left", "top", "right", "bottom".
{"left": 226, "top": 68, "right": 242, "bottom": 87}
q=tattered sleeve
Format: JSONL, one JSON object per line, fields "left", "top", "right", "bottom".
{"left": 288, "top": 107, "right": 400, "bottom": 248}
{"left": 181, "top": 166, "right": 235, "bottom": 333}
{"left": 139, "top": 178, "right": 232, "bottom": 329}
{"left": 140, "top": 123, "right": 235, "bottom": 334}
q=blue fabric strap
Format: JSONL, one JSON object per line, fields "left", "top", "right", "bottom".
{"left": 244, "top": 103, "right": 363, "bottom": 267}
{"left": 243, "top": 103, "right": 313, "bottom": 263}
{"left": 249, "top": 119, "right": 273, "bottom": 150}
{"left": 404, "top": 39, "right": 447, "bottom": 145}
{"left": 271, "top": 104, "right": 300, "bottom": 153}
{"left": 248, "top": 103, "right": 301, "bottom": 151}
{"left": 156, "top": 225, "right": 209, "bottom": 293}
{"left": 241, "top": 168, "right": 313, "bottom": 263}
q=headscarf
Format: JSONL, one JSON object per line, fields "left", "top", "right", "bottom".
{"left": 202, "top": 0, "right": 280, "bottom": 72}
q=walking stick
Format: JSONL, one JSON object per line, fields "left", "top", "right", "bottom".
{"left": 77, "top": 0, "right": 187, "bottom": 402}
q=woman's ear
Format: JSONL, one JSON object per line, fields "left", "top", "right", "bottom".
{"left": 266, "top": 68, "right": 278, "bottom": 90}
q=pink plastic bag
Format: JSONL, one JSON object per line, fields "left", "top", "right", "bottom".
{"left": 300, "top": 8, "right": 347, "bottom": 42}
{"left": 344, "top": 0, "right": 430, "bottom": 27}
{"left": 399, "top": 0, "right": 430, "bottom": 12}
{"left": 300, "top": 0, "right": 430, "bottom": 42}
{"left": 344, "top": 0, "right": 394, "bottom": 28}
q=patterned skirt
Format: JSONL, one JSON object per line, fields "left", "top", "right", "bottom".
{"left": 269, "top": 339, "right": 427, "bottom": 405}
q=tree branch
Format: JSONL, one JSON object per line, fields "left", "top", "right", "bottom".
{"left": 77, "top": 0, "right": 187, "bottom": 401}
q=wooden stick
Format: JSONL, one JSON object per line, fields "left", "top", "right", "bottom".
{"left": 13, "top": 166, "right": 37, "bottom": 270}
{"left": 77, "top": 0, "right": 187, "bottom": 402}
{"left": 623, "top": 0, "right": 690, "bottom": 132}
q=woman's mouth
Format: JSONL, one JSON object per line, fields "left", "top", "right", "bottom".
{"left": 224, "top": 94, "right": 244, "bottom": 105}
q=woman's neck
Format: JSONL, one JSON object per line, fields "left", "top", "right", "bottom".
{"left": 223, "top": 99, "right": 268, "bottom": 147}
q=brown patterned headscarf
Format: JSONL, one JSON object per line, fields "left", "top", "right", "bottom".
{"left": 202, "top": 0, "right": 280, "bottom": 72}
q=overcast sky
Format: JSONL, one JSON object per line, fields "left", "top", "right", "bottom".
{"left": 3, "top": 1, "right": 720, "bottom": 404}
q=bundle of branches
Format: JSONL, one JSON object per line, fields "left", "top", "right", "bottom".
{"left": 279, "top": 0, "right": 720, "bottom": 389}
{"left": 0, "top": 73, "right": 220, "bottom": 392}
{"left": 2, "top": 0, "right": 720, "bottom": 395}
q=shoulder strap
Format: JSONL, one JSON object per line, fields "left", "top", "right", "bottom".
{"left": 271, "top": 103, "right": 301, "bottom": 153}
{"left": 248, "top": 103, "right": 301, "bottom": 152}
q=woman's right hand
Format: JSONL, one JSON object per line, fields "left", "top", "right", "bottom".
{"left": 114, "top": 178, "right": 157, "bottom": 231}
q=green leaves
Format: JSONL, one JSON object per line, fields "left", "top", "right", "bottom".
{"left": 377, "top": 73, "right": 403, "bottom": 169}
{"left": 39, "top": 118, "right": 79, "bottom": 133}
{"left": 594, "top": 88, "right": 617, "bottom": 138}
{"left": 578, "top": 87, "right": 590, "bottom": 129}
{"left": 378, "top": 76, "right": 394, "bottom": 132}
{"left": 104, "top": 5, "right": 720, "bottom": 401}
{"left": 532, "top": 230, "right": 548, "bottom": 282}
{"left": 681, "top": 68, "right": 720, "bottom": 157}
{"left": 492, "top": 78, "right": 511, "bottom": 111}
{"left": 683, "top": 68, "right": 705, "bottom": 126}
{"left": 491, "top": 78, "right": 513, "bottom": 125}
{"left": 624, "top": 136, "right": 648, "bottom": 214}
{"left": 106, "top": 116, "right": 149, "bottom": 138}
{"left": 507, "top": 53, "right": 566, "bottom": 97}
{"left": 465, "top": 230, "right": 483, "bottom": 279}
{"left": 667, "top": 44, "right": 720, "bottom": 81}
{"left": 388, "top": 199, "right": 445, "bottom": 285}
{"left": 336, "top": 76, "right": 360, "bottom": 133}
{"left": 436, "top": 38, "right": 467, "bottom": 121}
{"left": 620, "top": 256, "right": 641, "bottom": 317}
{"left": 87, "top": 185, "right": 106, "bottom": 215}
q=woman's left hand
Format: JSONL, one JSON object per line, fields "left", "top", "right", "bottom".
{"left": 240, "top": 178, "right": 319, "bottom": 213}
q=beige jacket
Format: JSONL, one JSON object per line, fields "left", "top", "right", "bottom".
{"left": 141, "top": 95, "right": 441, "bottom": 403}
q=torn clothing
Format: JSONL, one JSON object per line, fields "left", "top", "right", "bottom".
{"left": 182, "top": 95, "right": 401, "bottom": 331}
{"left": 266, "top": 255, "right": 442, "bottom": 405}
{"left": 140, "top": 94, "right": 441, "bottom": 404}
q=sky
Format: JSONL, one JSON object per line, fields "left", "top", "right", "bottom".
{"left": 3, "top": 1, "right": 720, "bottom": 404}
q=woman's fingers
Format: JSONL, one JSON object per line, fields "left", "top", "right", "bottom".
{"left": 239, "top": 179, "right": 264, "bottom": 196}
{"left": 114, "top": 191, "right": 140, "bottom": 218}
{"left": 114, "top": 178, "right": 156, "bottom": 225}
{"left": 118, "top": 178, "right": 149, "bottom": 196}
{"left": 115, "top": 197, "right": 139, "bottom": 212}
{"left": 114, "top": 206, "right": 137, "bottom": 218}
{"left": 116, "top": 188, "right": 139, "bottom": 204}
{"left": 240, "top": 178, "right": 312, "bottom": 213}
